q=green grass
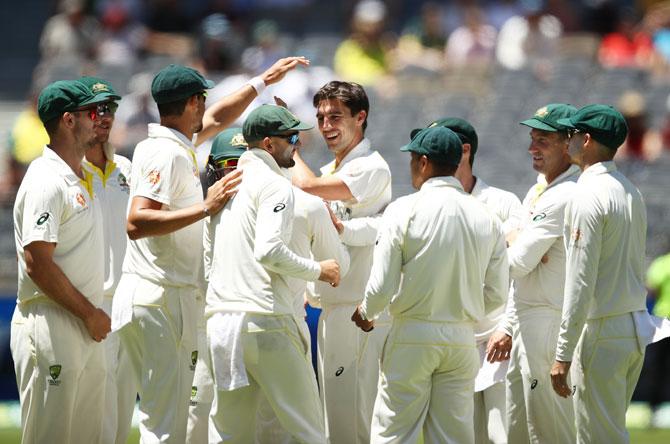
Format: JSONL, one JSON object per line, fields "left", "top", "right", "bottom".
{"left": 0, "top": 428, "right": 667, "bottom": 443}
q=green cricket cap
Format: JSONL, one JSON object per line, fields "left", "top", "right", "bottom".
{"left": 37, "top": 79, "right": 108, "bottom": 123}
{"left": 520, "top": 103, "right": 577, "bottom": 132}
{"left": 78, "top": 76, "right": 122, "bottom": 101}
{"left": 243, "top": 105, "right": 313, "bottom": 142}
{"left": 401, "top": 126, "right": 463, "bottom": 165}
{"left": 557, "top": 104, "right": 628, "bottom": 150}
{"left": 151, "top": 64, "right": 214, "bottom": 104}
{"left": 211, "top": 127, "right": 248, "bottom": 161}
{"left": 411, "top": 117, "right": 478, "bottom": 155}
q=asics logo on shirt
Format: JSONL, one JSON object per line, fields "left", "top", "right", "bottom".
{"left": 36, "top": 212, "right": 50, "bottom": 226}
{"left": 273, "top": 203, "right": 286, "bottom": 213}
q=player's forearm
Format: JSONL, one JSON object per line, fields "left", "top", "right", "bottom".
{"left": 27, "top": 257, "right": 98, "bottom": 321}
{"left": 195, "top": 84, "right": 259, "bottom": 146}
{"left": 340, "top": 216, "right": 380, "bottom": 247}
{"left": 127, "top": 204, "right": 206, "bottom": 240}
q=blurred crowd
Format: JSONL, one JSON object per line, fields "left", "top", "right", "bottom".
{"left": 4, "top": 0, "right": 670, "bottom": 199}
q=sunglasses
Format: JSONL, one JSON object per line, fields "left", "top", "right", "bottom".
{"left": 568, "top": 128, "right": 582, "bottom": 138}
{"left": 76, "top": 102, "right": 119, "bottom": 121}
{"left": 277, "top": 133, "right": 300, "bottom": 145}
{"left": 214, "top": 157, "right": 239, "bottom": 169}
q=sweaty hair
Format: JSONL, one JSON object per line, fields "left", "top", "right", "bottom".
{"left": 313, "top": 81, "right": 369, "bottom": 132}
{"left": 428, "top": 157, "right": 458, "bottom": 176}
{"left": 157, "top": 96, "right": 189, "bottom": 117}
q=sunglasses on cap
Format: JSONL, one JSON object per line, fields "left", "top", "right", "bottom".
{"left": 206, "top": 156, "right": 240, "bottom": 186}
{"left": 276, "top": 133, "right": 300, "bottom": 145}
{"left": 568, "top": 128, "right": 582, "bottom": 138}
{"left": 75, "top": 102, "right": 119, "bottom": 121}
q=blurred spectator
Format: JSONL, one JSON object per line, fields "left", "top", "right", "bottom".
{"left": 598, "top": 8, "right": 654, "bottom": 68}
{"left": 395, "top": 2, "right": 447, "bottom": 72}
{"left": 644, "top": 252, "right": 670, "bottom": 425}
{"left": 97, "top": 1, "right": 148, "bottom": 67}
{"left": 39, "top": 0, "right": 101, "bottom": 63}
{"left": 242, "top": 20, "right": 287, "bottom": 73}
{"left": 199, "top": 13, "right": 247, "bottom": 73}
{"left": 333, "top": 0, "right": 394, "bottom": 86}
{"left": 486, "top": 0, "right": 524, "bottom": 30}
{"left": 660, "top": 94, "right": 670, "bottom": 153}
{"left": 2, "top": 90, "right": 48, "bottom": 197}
{"left": 445, "top": 5, "right": 497, "bottom": 68}
{"left": 495, "top": 0, "right": 563, "bottom": 80}
{"left": 615, "top": 90, "right": 662, "bottom": 161}
{"left": 110, "top": 72, "right": 158, "bottom": 158}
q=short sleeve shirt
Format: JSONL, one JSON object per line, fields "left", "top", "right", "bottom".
{"left": 14, "top": 146, "right": 104, "bottom": 305}
{"left": 121, "top": 124, "right": 204, "bottom": 287}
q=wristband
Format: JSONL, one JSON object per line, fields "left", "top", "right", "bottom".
{"left": 203, "top": 205, "right": 211, "bottom": 218}
{"left": 246, "top": 76, "right": 266, "bottom": 95}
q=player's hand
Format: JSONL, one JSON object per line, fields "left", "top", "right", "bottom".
{"left": 550, "top": 360, "right": 573, "bottom": 398}
{"left": 84, "top": 308, "right": 111, "bottom": 342}
{"left": 541, "top": 254, "right": 549, "bottom": 264}
{"left": 351, "top": 305, "right": 375, "bottom": 332}
{"left": 486, "top": 330, "right": 512, "bottom": 362}
{"left": 204, "top": 169, "right": 242, "bottom": 216}
{"left": 325, "top": 202, "right": 344, "bottom": 234}
{"left": 318, "top": 259, "right": 340, "bottom": 287}
{"left": 274, "top": 96, "right": 288, "bottom": 108}
{"left": 261, "top": 57, "right": 310, "bottom": 86}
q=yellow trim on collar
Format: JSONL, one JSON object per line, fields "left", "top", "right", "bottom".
{"left": 84, "top": 159, "right": 118, "bottom": 187}
{"left": 80, "top": 168, "right": 95, "bottom": 199}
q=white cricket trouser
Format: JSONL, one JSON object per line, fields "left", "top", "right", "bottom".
{"left": 506, "top": 307, "right": 574, "bottom": 444}
{"left": 118, "top": 280, "right": 199, "bottom": 444}
{"left": 318, "top": 303, "right": 390, "bottom": 444}
{"left": 102, "top": 296, "right": 139, "bottom": 444}
{"left": 370, "top": 318, "right": 479, "bottom": 444}
{"left": 11, "top": 300, "right": 106, "bottom": 444}
{"left": 208, "top": 313, "right": 325, "bottom": 444}
{"left": 572, "top": 312, "right": 644, "bottom": 444}
{"left": 186, "top": 317, "right": 214, "bottom": 444}
{"left": 473, "top": 353, "right": 507, "bottom": 444}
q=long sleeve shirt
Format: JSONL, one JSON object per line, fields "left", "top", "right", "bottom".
{"left": 360, "top": 176, "right": 509, "bottom": 323}
{"left": 555, "top": 161, "right": 647, "bottom": 361}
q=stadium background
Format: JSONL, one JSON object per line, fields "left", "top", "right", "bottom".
{"left": 0, "top": 0, "right": 670, "bottom": 441}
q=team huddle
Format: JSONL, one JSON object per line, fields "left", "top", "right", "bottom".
{"left": 11, "top": 55, "right": 651, "bottom": 444}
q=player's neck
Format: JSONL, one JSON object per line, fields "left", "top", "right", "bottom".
{"left": 334, "top": 135, "right": 364, "bottom": 166}
{"left": 161, "top": 116, "right": 194, "bottom": 142}
{"left": 85, "top": 144, "right": 107, "bottom": 170}
{"left": 455, "top": 165, "right": 475, "bottom": 194}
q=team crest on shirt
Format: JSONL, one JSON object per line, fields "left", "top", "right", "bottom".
{"left": 148, "top": 170, "right": 161, "bottom": 186}
{"left": 117, "top": 172, "right": 130, "bottom": 194}
{"left": 76, "top": 193, "right": 87, "bottom": 208}
{"left": 535, "top": 106, "right": 549, "bottom": 118}
{"left": 190, "top": 350, "right": 198, "bottom": 370}
{"left": 49, "top": 365, "right": 62, "bottom": 386}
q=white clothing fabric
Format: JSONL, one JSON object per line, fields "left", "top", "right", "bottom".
{"left": 83, "top": 152, "right": 132, "bottom": 297}
{"left": 313, "top": 137, "right": 392, "bottom": 444}
{"left": 555, "top": 161, "right": 647, "bottom": 443}
{"left": 119, "top": 123, "right": 204, "bottom": 291}
{"left": 14, "top": 146, "right": 104, "bottom": 305}
{"left": 474, "top": 377, "right": 507, "bottom": 444}
{"left": 556, "top": 161, "right": 647, "bottom": 361}
{"left": 361, "top": 176, "right": 509, "bottom": 443}
{"left": 205, "top": 149, "right": 321, "bottom": 317}
{"left": 207, "top": 312, "right": 248, "bottom": 391}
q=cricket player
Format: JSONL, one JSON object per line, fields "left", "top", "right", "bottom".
{"left": 112, "top": 57, "right": 307, "bottom": 443}
{"left": 411, "top": 117, "right": 522, "bottom": 444}
{"left": 205, "top": 105, "right": 340, "bottom": 443}
{"left": 550, "top": 104, "right": 647, "bottom": 443}
{"left": 352, "top": 126, "right": 509, "bottom": 443}
{"left": 291, "top": 80, "right": 392, "bottom": 444}
{"left": 11, "top": 80, "right": 111, "bottom": 443}
{"left": 79, "top": 76, "right": 138, "bottom": 444}
{"left": 488, "top": 104, "right": 579, "bottom": 443}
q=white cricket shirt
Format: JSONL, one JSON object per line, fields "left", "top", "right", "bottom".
{"left": 84, "top": 151, "right": 132, "bottom": 297}
{"left": 318, "top": 138, "right": 392, "bottom": 306}
{"left": 360, "top": 176, "right": 509, "bottom": 322}
{"left": 555, "top": 161, "right": 647, "bottom": 361}
{"left": 14, "top": 146, "right": 104, "bottom": 305}
{"left": 205, "top": 149, "right": 321, "bottom": 316}
{"left": 121, "top": 123, "right": 204, "bottom": 288}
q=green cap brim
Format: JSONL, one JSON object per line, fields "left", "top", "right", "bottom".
{"left": 292, "top": 121, "right": 313, "bottom": 131}
{"left": 79, "top": 94, "right": 115, "bottom": 107}
{"left": 520, "top": 118, "right": 560, "bottom": 132}
{"left": 400, "top": 143, "right": 412, "bottom": 152}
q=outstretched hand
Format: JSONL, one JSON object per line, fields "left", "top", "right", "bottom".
{"left": 261, "top": 57, "right": 310, "bottom": 86}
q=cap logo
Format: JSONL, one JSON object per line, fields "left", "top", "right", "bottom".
{"left": 230, "top": 133, "right": 248, "bottom": 147}
{"left": 91, "top": 83, "right": 110, "bottom": 93}
{"left": 535, "top": 106, "right": 549, "bottom": 118}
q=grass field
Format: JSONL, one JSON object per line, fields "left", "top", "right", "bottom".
{"left": 0, "top": 427, "right": 668, "bottom": 443}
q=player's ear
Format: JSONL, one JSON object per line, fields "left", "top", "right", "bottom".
{"left": 355, "top": 110, "right": 367, "bottom": 127}
{"left": 263, "top": 136, "right": 274, "bottom": 153}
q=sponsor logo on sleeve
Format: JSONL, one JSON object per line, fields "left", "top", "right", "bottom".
{"left": 335, "top": 366, "right": 344, "bottom": 377}
{"left": 273, "top": 203, "right": 286, "bottom": 213}
{"left": 36, "top": 212, "right": 50, "bottom": 226}
{"left": 148, "top": 170, "right": 161, "bottom": 186}
{"left": 532, "top": 212, "right": 546, "bottom": 222}
{"left": 190, "top": 350, "right": 198, "bottom": 371}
